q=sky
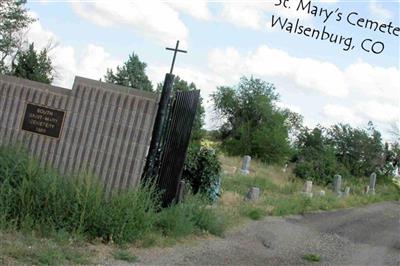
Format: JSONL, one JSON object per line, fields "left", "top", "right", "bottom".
{"left": 25, "top": 0, "right": 399, "bottom": 140}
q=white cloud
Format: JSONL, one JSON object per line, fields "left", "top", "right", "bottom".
{"left": 369, "top": 0, "right": 393, "bottom": 22}
{"left": 323, "top": 104, "right": 363, "bottom": 125}
{"left": 167, "top": 0, "right": 212, "bottom": 21}
{"left": 345, "top": 61, "right": 400, "bottom": 106}
{"left": 276, "top": 102, "right": 302, "bottom": 113}
{"left": 356, "top": 101, "right": 399, "bottom": 123}
{"left": 25, "top": 16, "right": 121, "bottom": 88}
{"left": 71, "top": 2, "right": 189, "bottom": 47}
{"left": 208, "top": 45, "right": 349, "bottom": 97}
{"left": 207, "top": 45, "right": 399, "bottom": 130}
{"left": 218, "top": 0, "right": 314, "bottom": 30}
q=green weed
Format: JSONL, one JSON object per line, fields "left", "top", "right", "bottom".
{"left": 112, "top": 249, "right": 138, "bottom": 263}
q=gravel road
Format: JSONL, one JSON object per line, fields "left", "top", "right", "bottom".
{"left": 115, "top": 201, "right": 400, "bottom": 265}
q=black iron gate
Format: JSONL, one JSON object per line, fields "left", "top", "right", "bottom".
{"left": 144, "top": 89, "right": 200, "bottom": 206}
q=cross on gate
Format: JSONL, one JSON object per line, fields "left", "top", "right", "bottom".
{"left": 166, "top": 40, "right": 187, "bottom": 74}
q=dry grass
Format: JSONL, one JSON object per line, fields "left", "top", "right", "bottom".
{"left": 218, "top": 155, "right": 400, "bottom": 220}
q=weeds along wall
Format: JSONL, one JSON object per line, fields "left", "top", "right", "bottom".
{"left": 0, "top": 74, "right": 158, "bottom": 191}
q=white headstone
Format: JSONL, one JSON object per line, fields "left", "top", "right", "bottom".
{"left": 304, "top": 181, "right": 313, "bottom": 193}
{"left": 319, "top": 190, "right": 326, "bottom": 196}
{"left": 240, "top": 155, "right": 251, "bottom": 175}
{"left": 369, "top": 172, "right": 376, "bottom": 194}
{"left": 333, "top": 174, "right": 342, "bottom": 195}
{"left": 344, "top": 186, "right": 350, "bottom": 197}
{"left": 282, "top": 163, "right": 288, "bottom": 173}
{"left": 301, "top": 180, "right": 313, "bottom": 197}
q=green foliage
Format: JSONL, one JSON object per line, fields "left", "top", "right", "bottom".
{"left": 183, "top": 146, "right": 221, "bottom": 201}
{"left": 0, "top": 145, "right": 227, "bottom": 246}
{"left": 0, "top": 231, "right": 91, "bottom": 265}
{"left": 328, "top": 122, "right": 384, "bottom": 177}
{"left": 0, "top": 0, "right": 35, "bottom": 73}
{"left": 302, "top": 254, "right": 321, "bottom": 262}
{"left": 212, "top": 76, "right": 291, "bottom": 164}
{"left": 240, "top": 206, "right": 266, "bottom": 220}
{"left": 0, "top": 145, "right": 159, "bottom": 244}
{"left": 157, "top": 195, "right": 226, "bottom": 238}
{"left": 293, "top": 122, "right": 387, "bottom": 184}
{"left": 112, "top": 249, "right": 138, "bottom": 263}
{"left": 104, "top": 52, "right": 153, "bottom": 91}
{"left": 98, "top": 184, "right": 159, "bottom": 244}
{"left": 293, "top": 127, "right": 348, "bottom": 184}
{"left": 12, "top": 43, "right": 54, "bottom": 84}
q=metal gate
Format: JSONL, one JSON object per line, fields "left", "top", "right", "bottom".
{"left": 144, "top": 89, "right": 200, "bottom": 206}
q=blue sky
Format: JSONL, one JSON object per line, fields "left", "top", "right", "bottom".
{"left": 26, "top": 0, "right": 399, "bottom": 139}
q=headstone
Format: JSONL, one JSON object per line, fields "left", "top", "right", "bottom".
{"left": 175, "top": 180, "right": 187, "bottom": 203}
{"left": 0, "top": 74, "right": 159, "bottom": 192}
{"left": 369, "top": 172, "right": 376, "bottom": 194}
{"left": 282, "top": 163, "right": 288, "bottom": 173}
{"left": 301, "top": 180, "right": 313, "bottom": 197}
{"left": 245, "top": 187, "right": 260, "bottom": 201}
{"left": 319, "top": 190, "right": 326, "bottom": 196}
{"left": 333, "top": 174, "right": 342, "bottom": 195}
{"left": 304, "top": 181, "right": 313, "bottom": 193}
{"left": 364, "top": 185, "right": 370, "bottom": 194}
{"left": 344, "top": 186, "right": 350, "bottom": 197}
{"left": 240, "top": 155, "right": 251, "bottom": 175}
{"left": 232, "top": 167, "right": 237, "bottom": 174}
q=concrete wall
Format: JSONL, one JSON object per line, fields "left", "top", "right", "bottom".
{"left": 0, "top": 74, "right": 159, "bottom": 191}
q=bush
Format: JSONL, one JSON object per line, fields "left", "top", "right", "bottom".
{"left": 156, "top": 195, "right": 226, "bottom": 238}
{"left": 0, "top": 145, "right": 227, "bottom": 244}
{"left": 183, "top": 146, "right": 221, "bottom": 202}
{"left": 0, "top": 145, "right": 159, "bottom": 244}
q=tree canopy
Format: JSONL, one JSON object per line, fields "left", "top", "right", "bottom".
{"left": 212, "top": 76, "right": 291, "bottom": 164}
{"left": 104, "top": 52, "right": 153, "bottom": 92}
{"left": 0, "top": 0, "right": 34, "bottom": 73}
{"left": 12, "top": 43, "right": 53, "bottom": 84}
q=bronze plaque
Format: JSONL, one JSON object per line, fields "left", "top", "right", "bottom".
{"left": 21, "top": 103, "right": 66, "bottom": 138}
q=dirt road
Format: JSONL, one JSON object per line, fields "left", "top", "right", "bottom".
{"left": 130, "top": 201, "right": 399, "bottom": 265}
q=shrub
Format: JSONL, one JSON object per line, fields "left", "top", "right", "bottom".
{"left": 0, "top": 145, "right": 228, "bottom": 245}
{"left": 0, "top": 145, "right": 160, "bottom": 244}
{"left": 93, "top": 183, "right": 159, "bottom": 244}
{"left": 183, "top": 146, "right": 221, "bottom": 202}
{"left": 156, "top": 195, "right": 226, "bottom": 238}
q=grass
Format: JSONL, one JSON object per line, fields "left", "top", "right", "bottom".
{"left": 0, "top": 145, "right": 229, "bottom": 264}
{"left": 112, "top": 249, "right": 138, "bottom": 263}
{"left": 0, "top": 146, "right": 398, "bottom": 264}
{"left": 0, "top": 231, "right": 92, "bottom": 265}
{"left": 302, "top": 253, "right": 321, "bottom": 262}
{"left": 219, "top": 155, "right": 400, "bottom": 221}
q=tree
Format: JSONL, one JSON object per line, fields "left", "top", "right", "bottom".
{"left": 0, "top": 0, "right": 35, "bottom": 73}
{"left": 212, "top": 76, "right": 291, "bottom": 164}
{"left": 12, "top": 43, "right": 54, "bottom": 84}
{"left": 293, "top": 127, "right": 348, "bottom": 184}
{"left": 104, "top": 52, "right": 153, "bottom": 91}
{"left": 328, "top": 122, "right": 384, "bottom": 177}
{"left": 157, "top": 76, "right": 205, "bottom": 146}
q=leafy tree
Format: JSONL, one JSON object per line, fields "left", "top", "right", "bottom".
{"left": 104, "top": 52, "right": 153, "bottom": 91}
{"left": 212, "top": 76, "right": 291, "bottom": 164}
{"left": 0, "top": 0, "right": 35, "bottom": 73}
{"left": 12, "top": 43, "right": 54, "bottom": 84}
{"left": 293, "top": 127, "right": 348, "bottom": 184}
{"left": 157, "top": 76, "right": 205, "bottom": 146}
{"left": 327, "top": 122, "right": 384, "bottom": 177}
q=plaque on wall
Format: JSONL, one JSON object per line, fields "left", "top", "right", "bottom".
{"left": 21, "top": 103, "right": 66, "bottom": 138}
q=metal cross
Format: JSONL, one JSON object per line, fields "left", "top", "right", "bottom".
{"left": 166, "top": 40, "right": 187, "bottom": 74}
